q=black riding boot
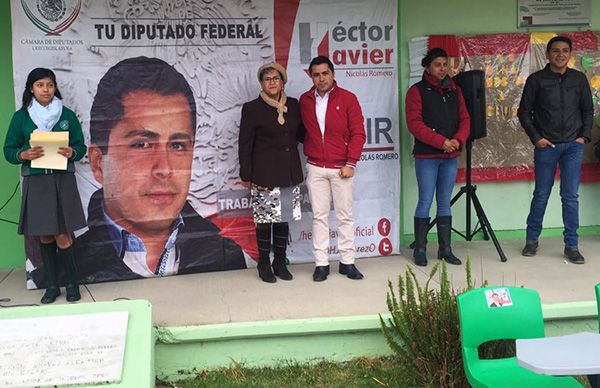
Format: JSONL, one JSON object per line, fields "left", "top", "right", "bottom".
{"left": 40, "top": 242, "right": 60, "bottom": 304}
{"left": 256, "top": 223, "right": 276, "bottom": 283}
{"left": 413, "top": 217, "right": 430, "bottom": 267}
{"left": 437, "top": 216, "right": 462, "bottom": 265}
{"left": 272, "top": 222, "right": 293, "bottom": 280}
{"left": 58, "top": 245, "right": 81, "bottom": 302}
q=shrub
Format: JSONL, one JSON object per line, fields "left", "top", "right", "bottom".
{"left": 380, "top": 259, "right": 513, "bottom": 388}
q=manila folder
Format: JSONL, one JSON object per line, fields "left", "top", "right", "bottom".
{"left": 30, "top": 131, "right": 69, "bottom": 170}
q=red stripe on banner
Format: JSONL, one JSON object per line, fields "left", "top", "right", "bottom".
{"left": 209, "top": 215, "right": 259, "bottom": 261}
{"left": 317, "top": 32, "right": 329, "bottom": 57}
{"left": 428, "top": 35, "right": 460, "bottom": 57}
{"left": 274, "top": 0, "right": 301, "bottom": 68}
{"left": 560, "top": 31, "right": 598, "bottom": 51}
{"left": 458, "top": 33, "right": 530, "bottom": 56}
{"left": 456, "top": 162, "right": 600, "bottom": 183}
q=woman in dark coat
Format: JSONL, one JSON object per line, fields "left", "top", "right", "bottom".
{"left": 239, "top": 62, "right": 304, "bottom": 283}
{"left": 405, "top": 48, "right": 471, "bottom": 267}
{"left": 4, "top": 68, "right": 87, "bottom": 303}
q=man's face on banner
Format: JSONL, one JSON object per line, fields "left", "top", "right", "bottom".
{"left": 90, "top": 90, "right": 194, "bottom": 232}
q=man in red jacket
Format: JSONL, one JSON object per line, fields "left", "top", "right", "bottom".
{"left": 299, "top": 56, "right": 366, "bottom": 282}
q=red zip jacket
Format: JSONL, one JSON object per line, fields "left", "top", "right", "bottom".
{"left": 300, "top": 83, "right": 366, "bottom": 168}
{"left": 405, "top": 72, "right": 470, "bottom": 158}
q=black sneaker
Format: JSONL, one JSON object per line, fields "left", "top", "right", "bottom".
{"left": 522, "top": 241, "right": 538, "bottom": 257}
{"left": 564, "top": 247, "right": 585, "bottom": 264}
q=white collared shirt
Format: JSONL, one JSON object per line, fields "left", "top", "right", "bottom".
{"left": 315, "top": 88, "right": 333, "bottom": 137}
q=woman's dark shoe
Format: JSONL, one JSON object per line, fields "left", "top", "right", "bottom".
{"left": 272, "top": 257, "right": 293, "bottom": 280}
{"left": 40, "top": 241, "right": 60, "bottom": 304}
{"left": 272, "top": 223, "right": 293, "bottom": 280}
{"left": 257, "top": 259, "right": 277, "bottom": 283}
{"left": 414, "top": 252, "right": 427, "bottom": 266}
{"left": 436, "top": 216, "right": 462, "bottom": 265}
{"left": 256, "top": 223, "right": 276, "bottom": 283}
{"left": 65, "top": 285, "right": 81, "bottom": 302}
{"left": 58, "top": 245, "right": 81, "bottom": 302}
{"left": 437, "top": 248, "right": 462, "bottom": 265}
{"left": 413, "top": 217, "right": 430, "bottom": 266}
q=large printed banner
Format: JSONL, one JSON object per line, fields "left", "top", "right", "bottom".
{"left": 11, "top": 0, "right": 399, "bottom": 288}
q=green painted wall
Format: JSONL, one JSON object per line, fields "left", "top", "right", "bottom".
{"left": 398, "top": 0, "right": 600, "bottom": 240}
{"left": 0, "top": 1, "right": 599, "bottom": 268}
{"left": 0, "top": 1, "right": 22, "bottom": 269}
{"left": 155, "top": 303, "right": 599, "bottom": 379}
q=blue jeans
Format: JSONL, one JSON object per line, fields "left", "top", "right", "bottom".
{"left": 414, "top": 157, "right": 458, "bottom": 218}
{"left": 526, "top": 141, "right": 584, "bottom": 247}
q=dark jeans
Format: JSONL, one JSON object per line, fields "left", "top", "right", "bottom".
{"left": 526, "top": 140, "right": 584, "bottom": 248}
{"left": 414, "top": 157, "right": 458, "bottom": 218}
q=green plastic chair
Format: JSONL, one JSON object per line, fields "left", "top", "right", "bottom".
{"left": 457, "top": 286, "right": 582, "bottom": 387}
{"left": 595, "top": 283, "right": 600, "bottom": 323}
{"left": 593, "top": 283, "right": 600, "bottom": 388}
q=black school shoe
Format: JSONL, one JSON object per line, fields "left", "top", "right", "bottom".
{"left": 339, "top": 263, "right": 364, "bottom": 280}
{"left": 41, "top": 287, "right": 60, "bottom": 304}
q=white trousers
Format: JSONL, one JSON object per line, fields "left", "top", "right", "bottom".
{"left": 306, "top": 164, "right": 355, "bottom": 266}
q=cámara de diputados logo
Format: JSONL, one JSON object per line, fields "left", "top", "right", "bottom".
{"left": 21, "top": 0, "right": 81, "bottom": 36}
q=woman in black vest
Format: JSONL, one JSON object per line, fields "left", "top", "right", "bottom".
{"left": 239, "top": 63, "right": 304, "bottom": 283}
{"left": 405, "top": 48, "right": 470, "bottom": 267}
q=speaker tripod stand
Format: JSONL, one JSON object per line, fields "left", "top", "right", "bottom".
{"left": 410, "top": 140, "right": 507, "bottom": 262}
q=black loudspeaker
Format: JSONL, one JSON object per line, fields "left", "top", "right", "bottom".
{"left": 453, "top": 70, "right": 487, "bottom": 141}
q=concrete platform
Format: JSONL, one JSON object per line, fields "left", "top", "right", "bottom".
{"left": 1, "top": 235, "right": 600, "bottom": 327}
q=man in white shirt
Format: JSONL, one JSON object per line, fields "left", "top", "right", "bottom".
{"left": 299, "top": 56, "right": 366, "bottom": 281}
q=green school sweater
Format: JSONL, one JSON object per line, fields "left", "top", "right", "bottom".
{"left": 3, "top": 107, "right": 87, "bottom": 176}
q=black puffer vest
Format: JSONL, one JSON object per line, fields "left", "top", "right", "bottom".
{"left": 413, "top": 80, "right": 460, "bottom": 155}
